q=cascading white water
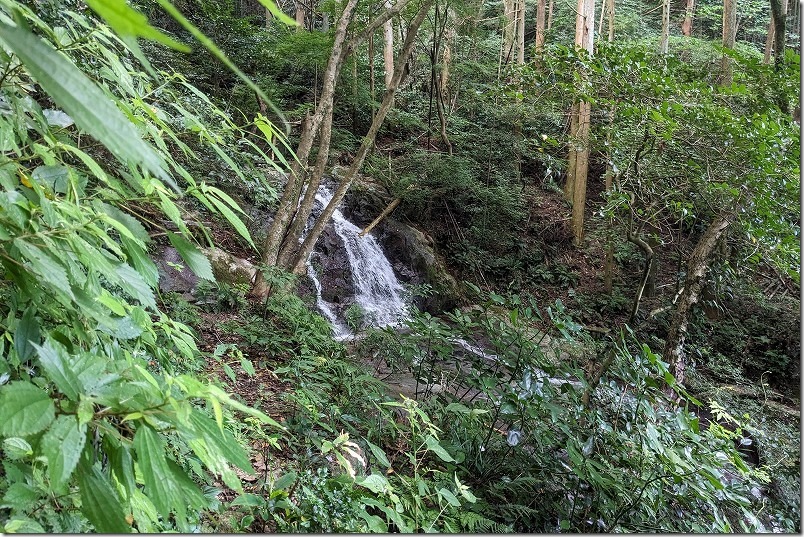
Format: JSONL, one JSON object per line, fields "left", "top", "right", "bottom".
{"left": 306, "top": 184, "right": 408, "bottom": 338}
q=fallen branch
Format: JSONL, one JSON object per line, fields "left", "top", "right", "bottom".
{"left": 359, "top": 197, "right": 401, "bottom": 237}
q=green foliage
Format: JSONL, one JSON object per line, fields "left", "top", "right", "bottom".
{"left": 196, "top": 281, "right": 250, "bottom": 312}
{"left": 0, "top": 0, "right": 288, "bottom": 532}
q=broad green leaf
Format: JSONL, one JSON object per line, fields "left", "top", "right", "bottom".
{"left": 34, "top": 340, "right": 82, "bottom": 401}
{"left": 85, "top": 0, "right": 190, "bottom": 51}
{"left": 97, "top": 201, "right": 150, "bottom": 244}
{"left": 364, "top": 439, "right": 391, "bottom": 468}
{"left": 133, "top": 425, "right": 175, "bottom": 519}
{"left": 167, "top": 232, "right": 214, "bottom": 281}
{"left": 41, "top": 415, "right": 87, "bottom": 489}
{"left": 2, "top": 437, "right": 32, "bottom": 459}
{"left": 1, "top": 482, "right": 39, "bottom": 511}
{"left": 115, "top": 262, "right": 157, "bottom": 309}
{"left": 0, "top": 381, "right": 56, "bottom": 437}
{"left": 272, "top": 471, "right": 297, "bottom": 491}
{"left": 120, "top": 236, "right": 159, "bottom": 288}
{"left": 13, "top": 239, "right": 74, "bottom": 301}
{"left": 31, "top": 165, "right": 69, "bottom": 193}
{"left": 205, "top": 190, "right": 254, "bottom": 248}
{"left": 0, "top": 22, "right": 174, "bottom": 188}
{"left": 437, "top": 487, "right": 461, "bottom": 507}
{"left": 13, "top": 307, "right": 39, "bottom": 362}
{"left": 77, "top": 458, "right": 131, "bottom": 533}
{"left": 355, "top": 473, "right": 390, "bottom": 494}
{"left": 186, "top": 409, "right": 254, "bottom": 474}
{"left": 230, "top": 493, "right": 265, "bottom": 507}
{"left": 4, "top": 516, "right": 46, "bottom": 533}
{"left": 424, "top": 435, "right": 455, "bottom": 462}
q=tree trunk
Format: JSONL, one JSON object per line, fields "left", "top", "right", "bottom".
{"left": 535, "top": 0, "right": 547, "bottom": 51}
{"left": 768, "top": 0, "right": 788, "bottom": 69}
{"left": 659, "top": 0, "right": 670, "bottom": 53}
{"left": 606, "top": 0, "right": 614, "bottom": 40}
{"left": 516, "top": 0, "right": 526, "bottom": 64}
{"left": 663, "top": 212, "right": 734, "bottom": 396}
{"left": 547, "top": 0, "right": 555, "bottom": 30}
{"left": 681, "top": 0, "right": 694, "bottom": 36}
{"left": 295, "top": 0, "right": 306, "bottom": 31}
{"left": 566, "top": 0, "right": 595, "bottom": 246}
{"left": 720, "top": 0, "right": 737, "bottom": 85}
{"left": 288, "top": 2, "right": 434, "bottom": 275}
{"left": 383, "top": 0, "right": 395, "bottom": 89}
{"left": 255, "top": 0, "right": 360, "bottom": 279}
{"left": 359, "top": 197, "right": 402, "bottom": 236}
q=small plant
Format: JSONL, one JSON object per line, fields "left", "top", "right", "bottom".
{"left": 162, "top": 291, "right": 202, "bottom": 328}
{"left": 196, "top": 281, "right": 250, "bottom": 312}
{"left": 344, "top": 303, "right": 366, "bottom": 331}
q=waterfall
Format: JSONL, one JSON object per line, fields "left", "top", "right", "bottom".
{"left": 306, "top": 184, "right": 408, "bottom": 338}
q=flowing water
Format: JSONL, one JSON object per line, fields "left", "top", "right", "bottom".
{"left": 306, "top": 184, "right": 408, "bottom": 339}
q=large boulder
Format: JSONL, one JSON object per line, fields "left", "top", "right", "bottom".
{"left": 205, "top": 247, "right": 257, "bottom": 286}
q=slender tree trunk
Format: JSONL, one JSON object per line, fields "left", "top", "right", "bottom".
{"left": 681, "top": 0, "right": 694, "bottom": 36}
{"left": 606, "top": 0, "right": 614, "bottom": 40}
{"left": 254, "top": 0, "right": 417, "bottom": 296}
{"left": 664, "top": 212, "right": 735, "bottom": 397}
{"left": 383, "top": 0, "right": 395, "bottom": 89}
{"left": 289, "top": 3, "right": 434, "bottom": 275}
{"left": 566, "top": 0, "right": 595, "bottom": 246}
{"left": 659, "top": 0, "right": 670, "bottom": 53}
{"left": 547, "top": 0, "right": 555, "bottom": 29}
{"left": 255, "top": 0, "right": 359, "bottom": 281}
{"left": 535, "top": 0, "right": 547, "bottom": 51}
{"left": 295, "top": 0, "right": 306, "bottom": 31}
{"left": 516, "top": 0, "right": 525, "bottom": 64}
{"left": 768, "top": 0, "right": 788, "bottom": 68}
{"left": 720, "top": 0, "right": 737, "bottom": 85}
{"left": 265, "top": 6, "right": 272, "bottom": 28}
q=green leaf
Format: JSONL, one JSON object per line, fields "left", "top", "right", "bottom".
{"left": 4, "top": 516, "right": 46, "bottom": 533}
{"left": 76, "top": 458, "right": 131, "bottom": 533}
{"left": 424, "top": 435, "right": 455, "bottom": 462}
{"left": 97, "top": 202, "right": 150, "bottom": 244}
{"left": 85, "top": 0, "right": 190, "bottom": 51}
{"left": 355, "top": 473, "right": 390, "bottom": 494}
{"left": 0, "top": 22, "right": 173, "bottom": 188}
{"left": 120, "top": 236, "right": 159, "bottom": 288}
{"left": 230, "top": 493, "right": 265, "bottom": 508}
{"left": 254, "top": 0, "right": 298, "bottom": 26}
{"left": 13, "top": 239, "right": 74, "bottom": 301}
{"left": 437, "top": 488, "right": 461, "bottom": 507}
{"left": 13, "top": 307, "right": 39, "bottom": 362}
{"left": 272, "top": 471, "right": 297, "bottom": 491}
{"left": 364, "top": 439, "right": 391, "bottom": 468}
{"left": 0, "top": 381, "right": 56, "bottom": 437}
{"left": 1, "top": 482, "right": 39, "bottom": 511}
{"left": 115, "top": 262, "right": 157, "bottom": 309}
{"left": 2, "top": 437, "right": 33, "bottom": 460}
{"left": 186, "top": 409, "right": 254, "bottom": 474}
{"left": 34, "top": 340, "right": 81, "bottom": 401}
{"left": 133, "top": 425, "right": 175, "bottom": 519}
{"left": 41, "top": 415, "right": 87, "bottom": 489}
{"left": 204, "top": 188, "right": 254, "bottom": 248}
{"left": 167, "top": 232, "right": 214, "bottom": 281}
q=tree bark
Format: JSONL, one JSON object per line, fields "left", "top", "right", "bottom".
{"left": 359, "top": 197, "right": 402, "bottom": 236}
{"left": 659, "top": 0, "right": 670, "bottom": 53}
{"left": 288, "top": 2, "right": 434, "bottom": 275}
{"left": 255, "top": 0, "right": 359, "bottom": 283}
{"left": 565, "top": 0, "right": 594, "bottom": 246}
{"left": 663, "top": 212, "right": 735, "bottom": 396}
{"left": 535, "top": 0, "right": 547, "bottom": 51}
{"left": 681, "top": 0, "right": 694, "bottom": 36}
{"left": 516, "top": 0, "right": 525, "bottom": 64}
{"left": 720, "top": 0, "right": 737, "bottom": 85}
{"left": 383, "top": 0, "right": 395, "bottom": 89}
{"left": 768, "top": 0, "right": 788, "bottom": 69}
{"left": 295, "top": 0, "right": 306, "bottom": 31}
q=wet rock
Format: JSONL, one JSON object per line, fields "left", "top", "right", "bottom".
{"left": 312, "top": 222, "right": 355, "bottom": 305}
{"left": 205, "top": 247, "right": 256, "bottom": 286}
{"left": 155, "top": 246, "right": 199, "bottom": 295}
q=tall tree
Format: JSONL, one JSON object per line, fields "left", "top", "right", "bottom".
{"left": 681, "top": 0, "right": 695, "bottom": 36}
{"left": 288, "top": 3, "right": 435, "bottom": 275}
{"left": 535, "top": 0, "right": 547, "bottom": 51}
{"left": 764, "top": 0, "right": 788, "bottom": 67}
{"left": 253, "top": 0, "right": 416, "bottom": 295}
{"left": 659, "top": 0, "right": 670, "bottom": 53}
{"left": 720, "top": 0, "right": 737, "bottom": 85}
{"left": 383, "top": 0, "right": 395, "bottom": 88}
{"left": 564, "top": 0, "right": 595, "bottom": 246}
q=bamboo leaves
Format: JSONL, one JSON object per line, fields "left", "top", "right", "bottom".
{"left": 0, "top": 21, "right": 173, "bottom": 188}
